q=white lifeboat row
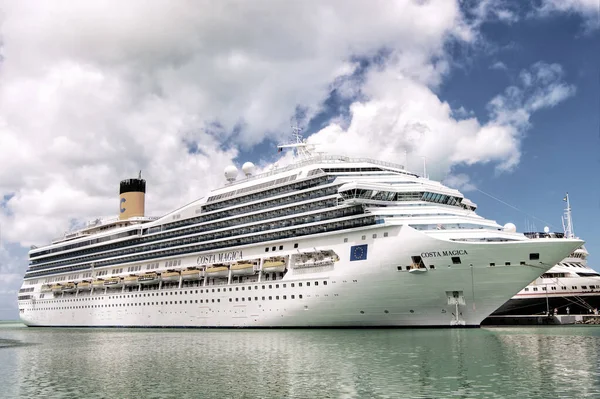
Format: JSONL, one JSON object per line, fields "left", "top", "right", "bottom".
{"left": 43, "top": 257, "right": 288, "bottom": 292}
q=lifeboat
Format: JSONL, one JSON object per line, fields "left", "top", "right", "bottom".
{"left": 62, "top": 282, "right": 77, "bottom": 292}
{"left": 103, "top": 277, "right": 123, "bottom": 288}
{"left": 51, "top": 284, "right": 62, "bottom": 293}
{"left": 181, "top": 268, "right": 202, "bottom": 281}
{"left": 138, "top": 272, "right": 159, "bottom": 285}
{"left": 40, "top": 284, "right": 52, "bottom": 293}
{"left": 77, "top": 281, "right": 92, "bottom": 291}
{"left": 262, "top": 258, "right": 286, "bottom": 273}
{"left": 123, "top": 275, "right": 139, "bottom": 287}
{"left": 231, "top": 262, "right": 255, "bottom": 276}
{"left": 92, "top": 279, "right": 105, "bottom": 290}
{"left": 161, "top": 270, "right": 181, "bottom": 282}
{"left": 206, "top": 265, "right": 229, "bottom": 279}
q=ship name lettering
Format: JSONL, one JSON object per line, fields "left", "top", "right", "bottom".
{"left": 196, "top": 250, "right": 243, "bottom": 265}
{"left": 420, "top": 249, "right": 468, "bottom": 258}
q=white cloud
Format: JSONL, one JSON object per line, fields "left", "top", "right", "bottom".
{"left": 537, "top": 0, "right": 600, "bottom": 30}
{"left": 490, "top": 61, "right": 508, "bottom": 70}
{"left": 467, "top": 0, "right": 520, "bottom": 26}
{"left": 443, "top": 174, "right": 477, "bottom": 192}
{"left": 308, "top": 61, "right": 575, "bottom": 180}
{"left": 0, "top": 0, "right": 467, "bottom": 243}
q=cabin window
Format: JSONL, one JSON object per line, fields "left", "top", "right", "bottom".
{"left": 294, "top": 243, "right": 298, "bottom": 248}
{"left": 529, "top": 253, "right": 540, "bottom": 260}
{"left": 265, "top": 247, "right": 269, "bottom": 252}
{"left": 279, "top": 245, "right": 283, "bottom": 250}
{"left": 451, "top": 257, "right": 461, "bottom": 265}
{"left": 384, "top": 232, "right": 389, "bottom": 237}
{"left": 397, "top": 266, "right": 402, "bottom": 271}
{"left": 505, "top": 262, "right": 511, "bottom": 266}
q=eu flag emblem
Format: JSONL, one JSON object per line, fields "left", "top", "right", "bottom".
{"left": 350, "top": 244, "right": 368, "bottom": 261}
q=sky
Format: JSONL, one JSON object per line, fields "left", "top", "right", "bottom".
{"left": 0, "top": 0, "right": 598, "bottom": 320}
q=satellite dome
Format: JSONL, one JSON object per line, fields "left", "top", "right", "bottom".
{"left": 503, "top": 222, "right": 517, "bottom": 233}
{"left": 544, "top": 226, "right": 550, "bottom": 233}
{"left": 224, "top": 165, "right": 238, "bottom": 182}
{"left": 242, "top": 162, "right": 256, "bottom": 177}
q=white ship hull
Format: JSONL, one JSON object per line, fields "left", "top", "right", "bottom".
{"left": 18, "top": 226, "right": 581, "bottom": 327}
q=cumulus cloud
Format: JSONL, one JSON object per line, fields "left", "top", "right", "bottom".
{"left": 0, "top": 0, "right": 466, "bottom": 245}
{"left": 308, "top": 61, "right": 575, "bottom": 179}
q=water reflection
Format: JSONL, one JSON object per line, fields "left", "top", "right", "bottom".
{"left": 0, "top": 325, "right": 599, "bottom": 398}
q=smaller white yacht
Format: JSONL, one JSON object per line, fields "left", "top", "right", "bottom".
{"left": 486, "top": 194, "right": 600, "bottom": 319}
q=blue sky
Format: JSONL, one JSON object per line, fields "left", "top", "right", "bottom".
{"left": 443, "top": 9, "right": 599, "bottom": 261}
{"left": 0, "top": 1, "right": 598, "bottom": 320}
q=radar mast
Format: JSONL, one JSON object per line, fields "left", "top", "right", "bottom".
{"left": 276, "top": 126, "right": 315, "bottom": 159}
{"left": 561, "top": 193, "right": 575, "bottom": 239}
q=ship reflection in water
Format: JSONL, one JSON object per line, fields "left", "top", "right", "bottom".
{"left": 1, "top": 323, "right": 599, "bottom": 398}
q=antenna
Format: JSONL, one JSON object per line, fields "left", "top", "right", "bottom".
{"left": 421, "top": 156, "right": 428, "bottom": 179}
{"left": 139, "top": 170, "right": 142, "bottom": 179}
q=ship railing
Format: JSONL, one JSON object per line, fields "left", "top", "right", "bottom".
{"left": 224, "top": 154, "right": 409, "bottom": 187}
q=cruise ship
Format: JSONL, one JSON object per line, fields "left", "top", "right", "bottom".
{"left": 17, "top": 136, "right": 583, "bottom": 327}
{"left": 485, "top": 194, "right": 600, "bottom": 320}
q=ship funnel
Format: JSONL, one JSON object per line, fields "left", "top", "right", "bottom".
{"left": 119, "top": 176, "right": 146, "bottom": 220}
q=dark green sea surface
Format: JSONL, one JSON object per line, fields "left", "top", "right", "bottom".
{"left": 0, "top": 321, "right": 599, "bottom": 398}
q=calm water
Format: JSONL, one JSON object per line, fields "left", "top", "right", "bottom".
{"left": 1, "top": 322, "right": 600, "bottom": 398}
